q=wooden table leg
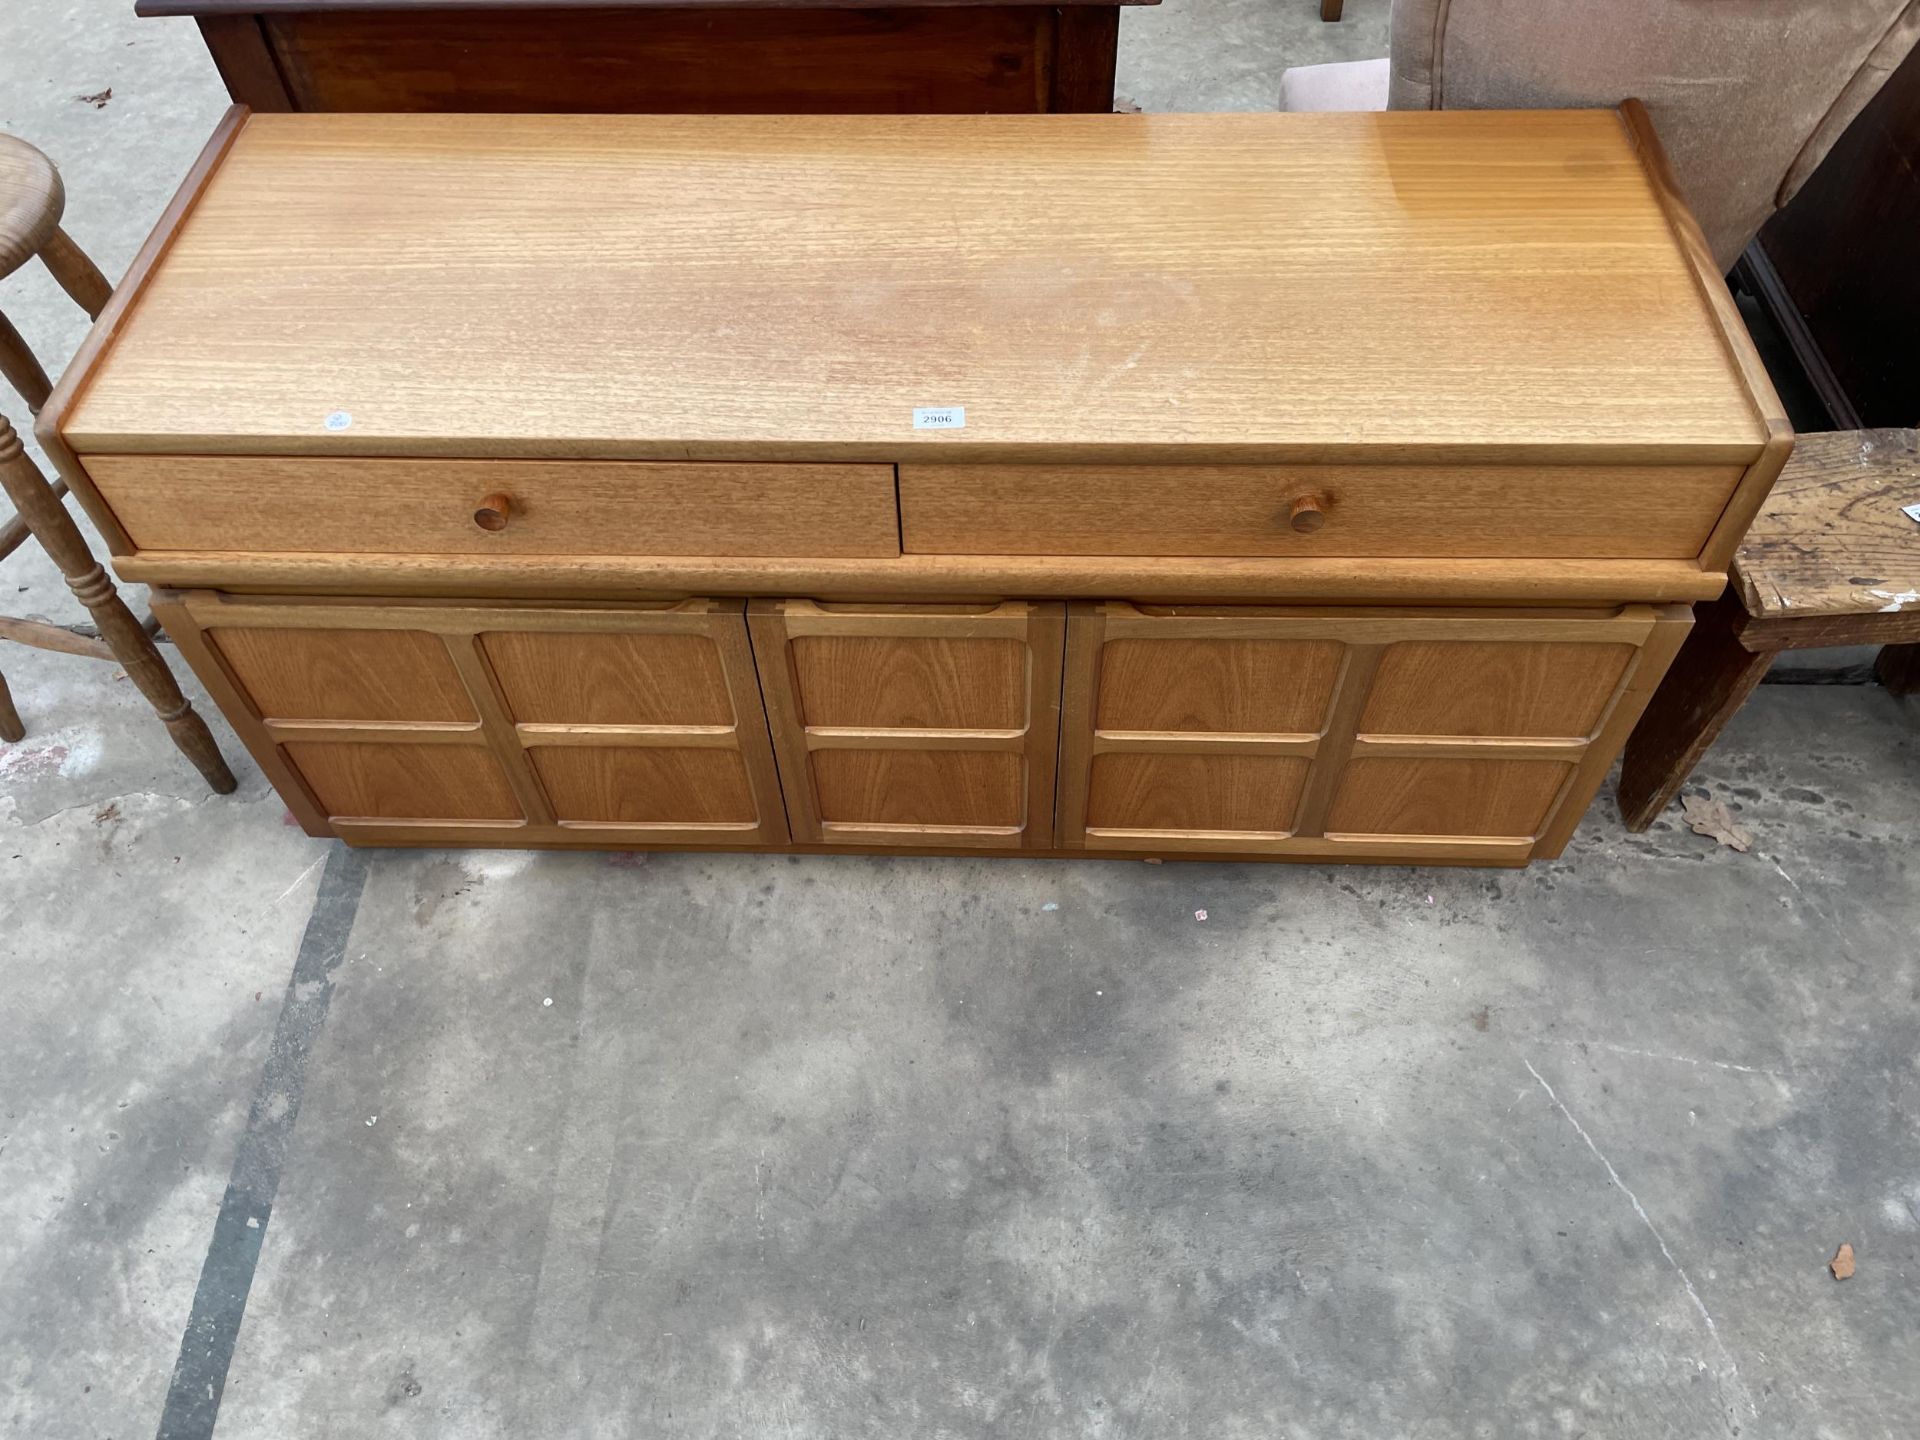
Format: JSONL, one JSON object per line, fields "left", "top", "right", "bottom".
{"left": 0, "top": 665, "right": 23, "bottom": 742}
{"left": 1617, "top": 590, "right": 1775, "bottom": 831}
{"left": 1875, "top": 643, "right": 1920, "bottom": 695}
{"left": 1321, "top": 0, "right": 1345, "bottom": 19}
{"left": 0, "top": 413, "right": 237, "bottom": 793}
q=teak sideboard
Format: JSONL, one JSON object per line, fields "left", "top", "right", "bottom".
{"left": 39, "top": 108, "right": 1789, "bottom": 866}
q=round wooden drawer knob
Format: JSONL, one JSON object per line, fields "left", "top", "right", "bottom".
{"left": 473, "top": 493, "right": 513, "bottom": 532}
{"left": 1289, "top": 494, "right": 1329, "bottom": 534}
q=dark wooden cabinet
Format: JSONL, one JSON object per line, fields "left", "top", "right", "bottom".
{"left": 138, "top": 0, "right": 1148, "bottom": 115}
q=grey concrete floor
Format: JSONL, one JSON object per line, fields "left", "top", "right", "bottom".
{"left": 4, "top": 4, "right": 1919, "bottom": 1438}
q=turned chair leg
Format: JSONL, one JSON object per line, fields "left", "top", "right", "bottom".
{"left": 0, "top": 664, "right": 22, "bottom": 742}
{"left": 38, "top": 226, "right": 112, "bottom": 320}
{"left": 1617, "top": 591, "right": 1774, "bottom": 831}
{"left": 0, "top": 309, "right": 53, "bottom": 413}
{"left": 0, "top": 413, "right": 236, "bottom": 793}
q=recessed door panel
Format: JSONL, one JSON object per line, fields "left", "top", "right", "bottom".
{"left": 1058, "top": 603, "right": 1687, "bottom": 860}
{"left": 530, "top": 746, "right": 760, "bottom": 826}
{"left": 1361, "top": 641, "right": 1635, "bottom": 740}
{"left": 283, "top": 741, "right": 521, "bottom": 822}
{"left": 1086, "top": 753, "right": 1311, "bottom": 835}
{"left": 157, "top": 593, "right": 788, "bottom": 845}
{"left": 1096, "top": 637, "right": 1342, "bottom": 735}
{"left": 210, "top": 627, "right": 474, "bottom": 722}
{"left": 750, "top": 601, "right": 1064, "bottom": 849}
{"left": 1325, "top": 758, "right": 1574, "bottom": 839}
{"left": 484, "top": 631, "right": 736, "bottom": 726}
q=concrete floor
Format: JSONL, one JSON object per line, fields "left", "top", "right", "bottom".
{"left": 3, "top": 4, "right": 1918, "bottom": 1438}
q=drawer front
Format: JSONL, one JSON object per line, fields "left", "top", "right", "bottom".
{"left": 85, "top": 455, "right": 900, "bottom": 558}
{"left": 899, "top": 464, "right": 1744, "bottom": 560}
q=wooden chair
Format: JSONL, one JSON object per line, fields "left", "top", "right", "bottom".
{"left": 1617, "top": 429, "right": 1920, "bottom": 829}
{"left": 0, "top": 135, "right": 235, "bottom": 792}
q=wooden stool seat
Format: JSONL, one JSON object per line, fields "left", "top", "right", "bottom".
{"left": 0, "top": 135, "right": 64, "bottom": 279}
{"left": 1, "top": 134, "right": 113, "bottom": 414}
{"left": 1618, "top": 428, "right": 1920, "bottom": 828}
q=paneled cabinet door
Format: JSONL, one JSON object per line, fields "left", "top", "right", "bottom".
{"left": 1056, "top": 602, "right": 1690, "bottom": 863}
{"left": 748, "top": 600, "right": 1065, "bottom": 848}
{"left": 154, "top": 592, "right": 789, "bottom": 847}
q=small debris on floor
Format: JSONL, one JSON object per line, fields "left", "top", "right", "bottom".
{"left": 1682, "top": 794, "right": 1754, "bottom": 853}
{"left": 1194, "top": 909, "right": 1207, "bottom": 921}
{"left": 75, "top": 87, "right": 112, "bottom": 108}
{"left": 1114, "top": 97, "right": 1142, "bottom": 113}
{"left": 1830, "top": 1242, "right": 1855, "bottom": 1280}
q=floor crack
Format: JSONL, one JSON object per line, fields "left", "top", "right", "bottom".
{"left": 1520, "top": 1054, "right": 1757, "bottom": 1429}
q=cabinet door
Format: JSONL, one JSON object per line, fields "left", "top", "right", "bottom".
{"left": 156, "top": 593, "right": 788, "bottom": 847}
{"left": 748, "top": 600, "right": 1064, "bottom": 848}
{"left": 1057, "top": 602, "right": 1689, "bottom": 863}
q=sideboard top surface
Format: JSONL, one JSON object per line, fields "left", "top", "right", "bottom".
{"left": 65, "top": 110, "right": 1769, "bottom": 462}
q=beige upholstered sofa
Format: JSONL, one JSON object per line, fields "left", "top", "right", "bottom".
{"left": 1282, "top": 0, "right": 1920, "bottom": 270}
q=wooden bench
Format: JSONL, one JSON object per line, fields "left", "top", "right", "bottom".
{"left": 1618, "top": 428, "right": 1920, "bottom": 829}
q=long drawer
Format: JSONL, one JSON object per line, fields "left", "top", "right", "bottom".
{"left": 898, "top": 463, "right": 1745, "bottom": 559}
{"left": 83, "top": 455, "right": 901, "bottom": 558}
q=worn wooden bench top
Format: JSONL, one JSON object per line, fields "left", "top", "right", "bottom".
{"left": 1735, "top": 428, "right": 1920, "bottom": 624}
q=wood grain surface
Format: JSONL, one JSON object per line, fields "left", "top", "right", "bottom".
{"left": 283, "top": 740, "right": 523, "bottom": 820}
{"left": 529, "top": 746, "right": 758, "bottom": 825}
{"left": 750, "top": 599, "right": 1061, "bottom": 847}
{"left": 0, "top": 134, "right": 63, "bottom": 278}
{"left": 109, "top": 549, "right": 1732, "bottom": 604}
{"left": 1325, "top": 758, "right": 1572, "bottom": 840}
{"left": 1095, "top": 637, "right": 1341, "bottom": 733}
{"left": 66, "top": 110, "right": 1766, "bottom": 463}
{"left": 210, "top": 624, "right": 475, "bottom": 720}
{"left": 1359, "top": 641, "right": 1635, "bottom": 740}
{"left": 791, "top": 634, "right": 1027, "bottom": 728}
{"left": 84, "top": 455, "right": 900, "bottom": 557}
{"left": 163, "top": 591, "right": 791, "bottom": 842}
{"left": 1055, "top": 601, "right": 1672, "bottom": 857}
{"left": 900, "top": 463, "right": 1745, "bottom": 559}
{"left": 1732, "top": 429, "right": 1920, "bottom": 620}
{"left": 255, "top": 7, "right": 1063, "bottom": 114}
{"left": 811, "top": 748, "right": 1024, "bottom": 828}
{"left": 1086, "top": 753, "right": 1309, "bottom": 834}
{"left": 482, "top": 630, "right": 736, "bottom": 725}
